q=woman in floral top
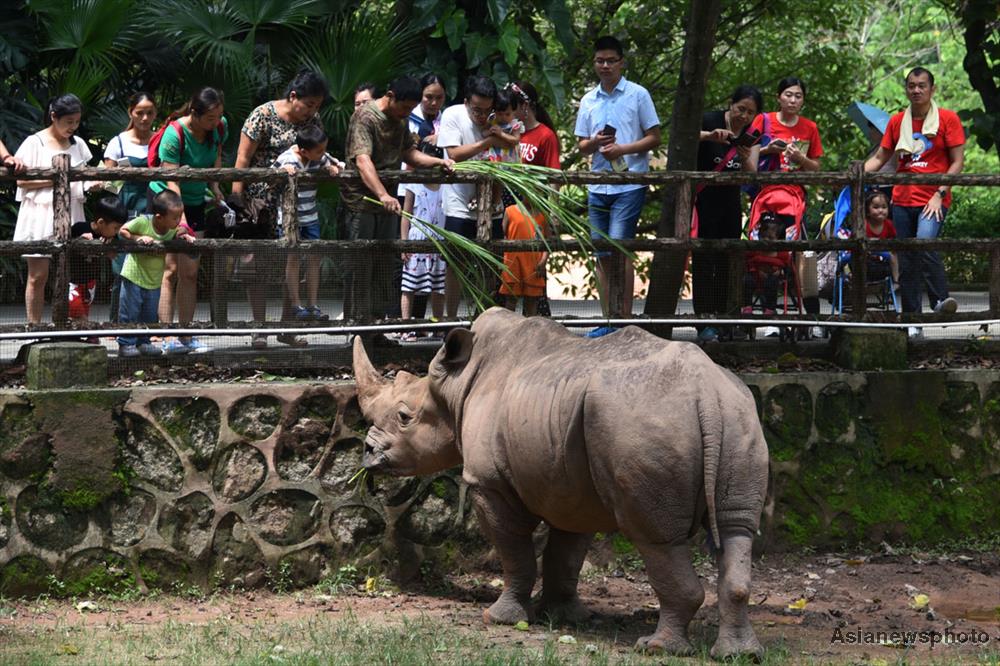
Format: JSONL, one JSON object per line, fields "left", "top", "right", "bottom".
{"left": 231, "top": 69, "right": 329, "bottom": 348}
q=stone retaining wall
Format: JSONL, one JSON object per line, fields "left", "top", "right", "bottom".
{"left": 1, "top": 370, "right": 998, "bottom": 596}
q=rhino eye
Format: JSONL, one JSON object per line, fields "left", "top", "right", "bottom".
{"left": 397, "top": 409, "right": 413, "bottom": 426}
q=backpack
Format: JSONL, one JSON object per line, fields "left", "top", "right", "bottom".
{"left": 147, "top": 119, "right": 225, "bottom": 167}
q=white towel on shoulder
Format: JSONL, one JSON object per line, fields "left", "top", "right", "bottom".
{"left": 895, "top": 101, "right": 939, "bottom": 155}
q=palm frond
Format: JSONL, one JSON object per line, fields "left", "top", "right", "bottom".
{"left": 297, "top": 15, "right": 420, "bottom": 143}
{"left": 365, "top": 196, "right": 506, "bottom": 312}
{"left": 60, "top": 60, "right": 115, "bottom": 109}
{"left": 29, "top": 0, "right": 136, "bottom": 69}
{"left": 139, "top": 0, "right": 253, "bottom": 77}
{"left": 227, "top": 0, "right": 328, "bottom": 29}
{"left": 454, "top": 160, "right": 634, "bottom": 256}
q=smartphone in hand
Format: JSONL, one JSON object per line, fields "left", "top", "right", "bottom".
{"left": 601, "top": 124, "right": 617, "bottom": 137}
{"left": 769, "top": 139, "right": 788, "bottom": 150}
{"left": 729, "top": 130, "right": 761, "bottom": 148}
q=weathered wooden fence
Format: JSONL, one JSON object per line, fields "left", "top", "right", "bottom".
{"left": 2, "top": 159, "right": 999, "bottom": 334}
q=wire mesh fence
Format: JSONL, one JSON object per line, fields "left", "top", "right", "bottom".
{"left": 2, "top": 160, "right": 999, "bottom": 371}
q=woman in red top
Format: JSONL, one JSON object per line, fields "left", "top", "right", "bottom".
{"left": 748, "top": 77, "right": 824, "bottom": 236}
{"left": 511, "top": 80, "right": 561, "bottom": 168}
{"left": 748, "top": 77, "right": 825, "bottom": 333}
{"left": 752, "top": 77, "right": 823, "bottom": 174}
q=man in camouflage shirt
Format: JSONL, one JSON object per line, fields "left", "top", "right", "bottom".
{"left": 342, "top": 76, "right": 453, "bottom": 330}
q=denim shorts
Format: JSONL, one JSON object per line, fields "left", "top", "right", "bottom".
{"left": 278, "top": 221, "right": 321, "bottom": 240}
{"left": 588, "top": 187, "right": 646, "bottom": 256}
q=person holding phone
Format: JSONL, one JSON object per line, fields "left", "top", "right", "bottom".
{"left": 693, "top": 85, "right": 763, "bottom": 343}
{"left": 746, "top": 78, "right": 825, "bottom": 336}
{"left": 749, "top": 77, "right": 823, "bottom": 175}
{"left": 574, "top": 35, "right": 661, "bottom": 336}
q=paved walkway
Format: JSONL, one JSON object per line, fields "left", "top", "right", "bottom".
{"left": 1, "top": 292, "right": 996, "bottom": 362}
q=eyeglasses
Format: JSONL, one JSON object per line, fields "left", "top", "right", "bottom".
{"left": 466, "top": 103, "right": 492, "bottom": 117}
{"left": 594, "top": 57, "right": 622, "bottom": 66}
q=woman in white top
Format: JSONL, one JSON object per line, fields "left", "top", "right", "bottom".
{"left": 14, "top": 94, "right": 93, "bottom": 323}
{"left": 102, "top": 92, "right": 157, "bottom": 216}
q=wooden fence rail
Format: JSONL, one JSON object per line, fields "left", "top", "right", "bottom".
{"left": 1, "top": 158, "right": 999, "bottom": 328}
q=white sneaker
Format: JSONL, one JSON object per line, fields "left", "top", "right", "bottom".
{"left": 810, "top": 326, "right": 825, "bottom": 339}
{"left": 934, "top": 297, "right": 958, "bottom": 314}
{"left": 761, "top": 326, "right": 780, "bottom": 338}
{"left": 907, "top": 326, "right": 923, "bottom": 339}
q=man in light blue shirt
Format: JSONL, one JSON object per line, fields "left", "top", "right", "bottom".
{"left": 575, "top": 35, "right": 661, "bottom": 335}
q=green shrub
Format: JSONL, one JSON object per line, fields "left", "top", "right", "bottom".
{"left": 942, "top": 187, "right": 1000, "bottom": 284}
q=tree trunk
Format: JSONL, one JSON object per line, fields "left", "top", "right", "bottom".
{"left": 960, "top": 1, "right": 1000, "bottom": 165}
{"left": 643, "top": 0, "right": 723, "bottom": 336}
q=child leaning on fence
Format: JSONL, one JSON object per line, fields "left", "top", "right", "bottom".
{"left": 69, "top": 193, "right": 127, "bottom": 325}
{"left": 272, "top": 125, "right": 343, "bottom": 325}
{"left": 399, "top": 182, "right": 447, "bottom": 340}
{"left": 116, "top": 190, "right": 193, "bottom": 358}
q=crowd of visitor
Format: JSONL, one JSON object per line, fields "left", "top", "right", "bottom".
{"left": 1, "top": 34, "right": 966, "bottom": 352}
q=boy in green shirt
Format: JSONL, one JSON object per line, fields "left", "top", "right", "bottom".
{"left": 116, "top": 190, "right": 193, "bottom": 357}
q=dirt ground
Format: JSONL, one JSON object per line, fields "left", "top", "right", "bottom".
{"left": 2, "top": 549, "right": 997, "bottom": 664}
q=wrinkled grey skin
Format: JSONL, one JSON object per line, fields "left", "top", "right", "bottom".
{"left": 353, "top": 308, "right": 769, "bottom": 659}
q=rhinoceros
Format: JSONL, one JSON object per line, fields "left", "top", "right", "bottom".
{"left": 353, "top": 307, "right": 769, "bottom": 659}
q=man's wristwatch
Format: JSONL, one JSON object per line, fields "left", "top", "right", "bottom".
{"left": 937, "top": 188, "right": 947, "bottom": 198}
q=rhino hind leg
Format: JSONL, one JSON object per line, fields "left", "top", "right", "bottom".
{"left": 631, "top": 540, "right": 705, "bottom": 655}
{"left": 710, "top": 528, "right": 764, "bottom": 661}
{"left": 532, "top": 528, "right": 593, "bottom": 624}
{"left": 472, "top": 487, "right": 540, "bottom": 625}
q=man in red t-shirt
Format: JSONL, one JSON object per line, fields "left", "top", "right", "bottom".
{"left": 863, "top": 67, "right": 965, "bottom": 329}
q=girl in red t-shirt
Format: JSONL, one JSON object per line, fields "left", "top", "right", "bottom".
{"left": 511, "top": 81, "right": 560, "bottom": 316}
{"left": 511, "top": 81, "right": 561, "bottom": 168}
{"left": 836, "top": 191, "right": 899, "bottom": 283}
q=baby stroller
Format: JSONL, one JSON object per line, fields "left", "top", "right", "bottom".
{"left": 742, "top": 211, "right": 804, "bottom": 341}
{"left": 825, "top": 188, "right": 899, "bottom": 315}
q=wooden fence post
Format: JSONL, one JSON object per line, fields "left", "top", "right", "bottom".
{"left": 673, "top": 179, "right": 693, "bottom": 240}
{"left": 475, "top": 177, "right": 492, "bottom": 242}
{"left": 473, "top": 177, "right": 494, "bottom": 312}
{"left": 281, "top": 173, "right": 300, "bottom": 247}
{"left": 848, "top": 160, "right": 868, "bottom": 318}
{"left": 50, "top": 154, "right": 71, "bottom": 325}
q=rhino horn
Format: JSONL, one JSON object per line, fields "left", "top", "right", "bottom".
{"left": 353, "top": 336, "right": 387, "bottom": 410}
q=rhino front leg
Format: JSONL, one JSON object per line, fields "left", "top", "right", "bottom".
{"left": 471, "top": 487, "right": 540, "bottom": 625}
{"left": 534, "top": 528, "right": 593, "bottom": 623}
{"left": 711, "top": 528, "right": 764, "bottom": 661}
{"left": 632, "top": 539, "right": 705, "bottom": 655}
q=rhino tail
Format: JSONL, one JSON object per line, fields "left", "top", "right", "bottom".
{"left": 698, "top": 394, "right": 723, "bottom": 552}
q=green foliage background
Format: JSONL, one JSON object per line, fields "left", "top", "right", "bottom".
{"left": 0, "top": 0, "right": 996, "bottom": 298}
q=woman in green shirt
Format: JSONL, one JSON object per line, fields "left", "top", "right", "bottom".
{"left": 150, "top": 87, "right": 228, "bottom": 354}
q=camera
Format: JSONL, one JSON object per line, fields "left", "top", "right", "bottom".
{"left": 418, "top": 140, "right": 444, "bottom": 159}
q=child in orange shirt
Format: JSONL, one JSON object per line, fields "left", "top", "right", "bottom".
{"left": 499, "top": 203, "right": 548, "bottom": 315}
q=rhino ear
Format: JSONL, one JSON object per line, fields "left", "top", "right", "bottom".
{"left": 353, "top": 336, "right": 387, "bottom": 410}
{"left": 441, "top": 328, "right": 474, "bottom": 368}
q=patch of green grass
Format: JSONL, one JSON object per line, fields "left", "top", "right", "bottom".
{"left": 0, "top": 611, "right": 804, "bottom": 666}
{"left": 3, "top": 603, "right": 998, "bottom": 665}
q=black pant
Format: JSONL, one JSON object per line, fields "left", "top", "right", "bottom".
{"left": 692, "top": 202, "right": 741, "bottom": 316}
